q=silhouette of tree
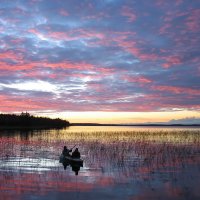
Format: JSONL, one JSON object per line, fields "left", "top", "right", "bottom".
{"left": 0, "top": 112, "right": 70, "bottom": 129}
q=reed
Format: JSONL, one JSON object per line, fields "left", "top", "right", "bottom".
{"left": 0, "top": 129, "right": 199, "bottom": 198}
{"left": 0, "top": 129, "right": 199, "bottom": 174}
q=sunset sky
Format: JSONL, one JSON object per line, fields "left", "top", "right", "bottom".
{"left": 0, "top": 0, "right": 199, "bottom": 123}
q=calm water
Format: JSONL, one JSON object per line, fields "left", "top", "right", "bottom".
{"left": 0, "top": 126, "right": 200, "bottom": 200}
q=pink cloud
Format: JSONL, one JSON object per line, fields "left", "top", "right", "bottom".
{"left": 82, "top": 11, "right": 109, "bottom": 21}
{"left": 185, "top": 9, "right": 200, "bottom": 32}
{"left": 121, "top": 6, "right": 137, "bottom": 22}
{"left": 59, "top": 9, "right": 69, "bottom": 16}
{"left": 175, "top": 0, "right": 183, "bottom": 6}
{"left": 94, "top": 31, "right": 159, "bottom": 61}
{"left": 10, "top": 38, "right": 25, "bottom": 45}
{"left": 22, "top": 70, "right": 104, "bottom": 81}
{"left": 162, "top": 56, "right": 182, "bottom": 68}
{"left": 159, "top": 23, "right": 171, "bottom": 34}
{"left": 152, "top": 85, "right": 200, "bottom": 95}
{"left": 87, "top": 82, "right": 105, "bottom": 93}
{"left": 20, "top": 69, "right": 58, "bottom": 79}
{"left": 0, "top": 95, "right": 45, "bottom": 112}
{"left": 96, "top": 67, "right": 116, "bottom": 75}
{"left": 21, "top": 64, "right": 116, "bottom": 80}
{"left": 122, "top": 75, "right": 152, "bottom": 84}
{"left": 0, "top": 90, "right": 200, "bottom": 113}
{"left": 156, "top": 0, "right": 183, "bottom": 8}
{"left": 30, "top": 29, "right": 160, "bottom": 63}
{"left": 0, "top": 51, "right": 96, "bottom": 72}
{"left": 29, "top": 28, "right": 105, "bottom": 42}
{"left": 0, "top": 51, "right": 22, "bottom": 61}
{"left": 115, "top": 39, "right": 158, "bottom": 61}
{"left": 39, "top": 61, "right": 94, "bottom": 70}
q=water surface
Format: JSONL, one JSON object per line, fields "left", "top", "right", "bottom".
{"left": 0, "top": 126, "right": 200, "bottom": 200}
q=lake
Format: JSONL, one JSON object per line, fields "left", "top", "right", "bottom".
{"left": 0, "top": 126, "right": 200, "bottom": 200}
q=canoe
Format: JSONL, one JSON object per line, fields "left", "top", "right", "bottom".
{"left": 59, "top": 154, "right": 83, "bottom": 166}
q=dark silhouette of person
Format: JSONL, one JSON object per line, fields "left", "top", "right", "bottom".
{"left": 62, "top": 146, "right": 72, "bottom": 156}
{"left": 72, "top": 148, "right": 80, "bottom": 158}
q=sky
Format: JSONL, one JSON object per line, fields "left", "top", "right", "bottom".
{"left": 0, "top": 0, "right": 200, "bottom": 123}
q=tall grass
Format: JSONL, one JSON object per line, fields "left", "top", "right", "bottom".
{"left": 0, "top": 129, "right": 200, "bottom": 199}
{"left": 0, "top": 129, "right": 199, "bottom": 174}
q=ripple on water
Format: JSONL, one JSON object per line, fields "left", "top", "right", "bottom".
{"left": 0, "top": 157, "right": 60, "bottom": 172}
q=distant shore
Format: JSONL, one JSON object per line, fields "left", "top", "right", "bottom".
{"left": 0, "top": 113, "right": 199, "bottom": 130}
{"left": 70, "top": 123, "right": 200, "bottom": 127}
{"left": 0, "top": 113, "right": 70, "bottom": 130}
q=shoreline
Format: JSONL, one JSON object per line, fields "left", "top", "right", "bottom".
{"left": 0, "top": 125, "right": 68, "bottom": 130}
{"left": 70, "top": 123, "right": 200, "bottom": 127}
{"left": 0, "top": 123, "right": 200, "bottom": 131}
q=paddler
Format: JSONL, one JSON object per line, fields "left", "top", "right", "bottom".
{"left": 62, "top": 146, "right": 72, "bottom": 156}
{"left": 72, "top": 148, "right": 80, "bottom": 159}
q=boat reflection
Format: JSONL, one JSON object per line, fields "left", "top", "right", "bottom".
{"left": 62, "top": 161, "right": 83, "bottom": 175}
{"left": 61, "top": 158, "right": 83, "bottom": 175}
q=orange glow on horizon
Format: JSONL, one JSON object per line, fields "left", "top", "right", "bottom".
{"left": 36, "top": 110, "right": 200, "bottom": 124}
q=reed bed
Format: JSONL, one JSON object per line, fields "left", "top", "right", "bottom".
{"left": 29, "top": 129, "right": 200, "bottom": 146}
{"left": 0, "top": 129, "right": 199, "bottom": 175}
{"left": 0, "top": 128, "right": 200, "bottom": 200}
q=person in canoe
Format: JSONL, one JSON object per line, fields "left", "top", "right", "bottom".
{"left": 72, "top": 148, "right": 80, "bottom": 159}
{"left": 62, "top": 146, "right": 72, "bottom": 157}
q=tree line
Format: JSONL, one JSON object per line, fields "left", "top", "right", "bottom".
{"left": 0, "top": 112, "right": 70, "bottom": 128}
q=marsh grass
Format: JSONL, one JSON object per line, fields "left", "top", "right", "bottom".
{"left": 0, "top": 129, "right": 199, "bottom": 175}
{"left": 0, "top": 129, "right": 200, "bottom": 200}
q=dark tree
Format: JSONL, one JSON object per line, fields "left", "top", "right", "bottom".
{"left": 0, "top": 112, "right": 70, "bottom": 129}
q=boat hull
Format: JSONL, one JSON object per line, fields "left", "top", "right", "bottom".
{"left": 59, "top": 154, "right": 83, "bottom": 166}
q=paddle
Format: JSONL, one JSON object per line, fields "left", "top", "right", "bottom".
{"left": 70, "top": 145, "right": 77, "bottom": 151}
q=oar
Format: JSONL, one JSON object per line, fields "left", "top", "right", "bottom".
{"left": 70, "top": 145, "right": 76, "bottom": 151}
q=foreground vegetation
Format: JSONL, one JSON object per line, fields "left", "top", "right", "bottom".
{"left": 0, "top": 112, "right": 70, "bottom": 129}
{"left": 0, "top": 128, "right": 199, "bottom": 199}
